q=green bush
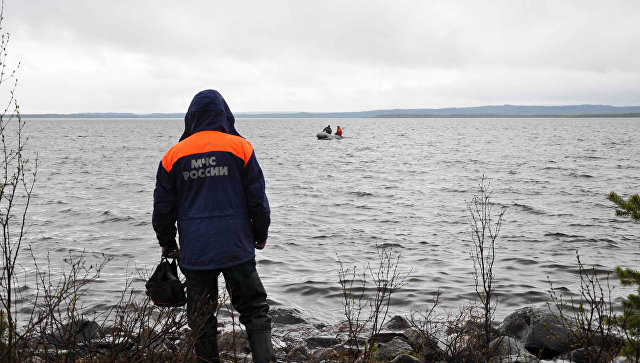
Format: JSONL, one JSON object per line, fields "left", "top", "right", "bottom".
{"left": 609, "top": 191, "right": 640, "bottom": 361}
{"left": 608, "top": 192, "right": 640, "bottom": 221}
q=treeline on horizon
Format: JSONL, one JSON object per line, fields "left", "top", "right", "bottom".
{"left": 21, "top": 104, "right": 640, "bottom": 119}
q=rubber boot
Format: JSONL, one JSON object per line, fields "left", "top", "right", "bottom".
{"left": 194, "top": 330, "right": 220, "bottom": 363}
{"left": 247, "top": 330, "right": 274, "bottom": 363}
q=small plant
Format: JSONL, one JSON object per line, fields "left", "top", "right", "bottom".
{"left": 467, "top": 176, "right": 505, "bottom": 348}
{"left": 546, "top": 251, "right": 620, "bottom": 362}
{"left": 336, "top": 255, "right": 368, "bottom": 358}
{"left": 336, "top": 245, "right": 410, "bottom": 362}
{"left": 410, "top": 294, "right": 487, "bottom": 362}
{"left": 0, "top": 0, "right": 37, "bottom": 357}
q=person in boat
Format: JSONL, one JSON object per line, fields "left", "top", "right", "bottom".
{"left": 153, "top": 90, "right": 273, "bottom": 362}
{"left": 322, "top": 125, "right": 332, "bottom": 134}
{"left": 335, "top": 126, "right": 342, "bottom": 136}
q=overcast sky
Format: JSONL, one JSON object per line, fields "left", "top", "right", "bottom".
{"left": 4, "top": 0, "right": 640, "bottom": 113}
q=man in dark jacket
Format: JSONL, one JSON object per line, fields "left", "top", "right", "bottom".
{"left": 153, "top": 90, "right": 273, "bottom": 362}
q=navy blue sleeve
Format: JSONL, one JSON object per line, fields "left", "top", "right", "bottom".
{"left": 152, "top": 161, "right": 178, "bottom": 249}
{"left": 244, "top": 151, "right": 270, "bottom": 242}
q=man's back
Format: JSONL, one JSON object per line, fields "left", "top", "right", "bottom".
{"left": 152, "top": 90, "right": 270, "bottom": 270}
{"left": 157, "top": 130, "right": 266, "bottom": 269}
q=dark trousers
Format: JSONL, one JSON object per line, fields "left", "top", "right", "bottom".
{"left": 181, "top": 259, "right": 272, "bottom": 363}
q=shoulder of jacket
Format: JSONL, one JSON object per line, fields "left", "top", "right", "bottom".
{"left": 160, "top": 141, "right": 184, "bottom": 172}
{"left": 224, "top": 133, "right": 254, "bottom": 159}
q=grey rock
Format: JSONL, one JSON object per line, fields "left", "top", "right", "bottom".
{"left": 47, "top": 319, "right": 105, "bottom": 346}
{"left": 311, "top": 347, "right": 340, "bottom": 361}
{"left": 271, "top": 313, "right": 320, "bottom": 348}
{"left": 403, "top": 327, "right": 441, "bottom": 361}
{"left": 498, "top": 307, "right": 572, "bottom": 358}
{"left": 332, "top": 344, "right": 361, "bottom": 360}
{"left": 74, "top": 320, "right": 105, "bottom": 343}
{"left": 489, "top": 336, "right": 539, "bottom": 362}
{"left": 383, "top": 315, "right": 411, "bottom": 331}
{"left": 403, "top": 327, "right": 439, "bottom": 350}
{"left": 377, "top": 337, "right": 413, "bottom": 361}
{"left": 305, "top": 335, "right": 340, "bottom": 349}
{"left": 287, "top": 344, "right": 310, "bottom": 361}
{"left": 269, "top": 307, "right": 309, "bottom": 325}
{"left": 557, "top": 346, "right": 616, "bottom": 363}
{"left": 461, "top": 317, "right": 501, "bottom": 342}
{"left": 391, "top": 354, "right": 422, "bottom": 363}
{"left": 369, "top": 330, "right": 409, "bottom": 344}
{"left": 499, "top": 308, "right": 535, "bottom": 340}
{"left": 331, "top": 320, "right": 352, "bottom": 333}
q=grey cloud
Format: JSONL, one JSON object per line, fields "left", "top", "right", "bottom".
{"left": 4, "top": 0, "right": 640, "bottom": 112}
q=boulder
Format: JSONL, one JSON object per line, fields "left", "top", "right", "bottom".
{"left": 376, "top": 337, "right": 413, "bottom": 361}
{"left": 311, "top": 347, "right": 340, "bottom": 361}
{"left": 305, "top": 335, "right": 340, "bottom": 349}
{"left": 269, "top": 307, "right": 309, "bottom": 325}
{"left": 557, "top": 346, "right": 616, "bottom": 363}
{"left": 382, "top": 315, "right": 411, "bottom": 331}
{"left": 270, "top": 307, "right": 321, "bottom": 348}
{"left": 489, "top": 336, "right": 539, "bottom": 362}
{"left": 498, "top": 307, "right": 572, "bottom": 358}
{"left": 74, "top": 320, "right": 105, "bottom": 343}
{"left": 461, "top": 317, "right": 501, "bottom": 342}
{"left": 46, "top": 319, "right": 105, "bottom": 346}
{"left": 369, "top": 331, "right": 409, "bottom": 344}
{"left": 403, "top": 327, "right": 440, "bottom": 360}
{"left": 286, "top": 344, "right": 310, "bottom": 361}
{"left": 332, "top": 344, "right": 362, "bottom": 360}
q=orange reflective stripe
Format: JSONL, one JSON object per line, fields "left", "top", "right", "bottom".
{"left": 161, "top": 131, "right": 253, "bottom": 172}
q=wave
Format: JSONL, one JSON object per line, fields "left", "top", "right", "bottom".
{"left": 544, "top": 232, "right": 583, "bottom": 238}
{"left": 348, "top": 191, "right": 375, "bottom": 197}
{"left": 99, "top": 210, "right": 134, "bottom": 223}
{"left": 568, "top": 172, "right": 594, "bottom": 178}
{"left": 510, "top": 203, "right": 546, "bottom": 215}
{"left": 376, "top": 242, "right": 404, "bottom": 249}
{"left": 503, "top": 257, "right": 537, "bottom": 266}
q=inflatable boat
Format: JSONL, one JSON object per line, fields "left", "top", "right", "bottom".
{"left": 316, "top": 132, "right": 332, "bottom": 140}
{"left": 316, "top": 132, "right": 343, "bottom": 140}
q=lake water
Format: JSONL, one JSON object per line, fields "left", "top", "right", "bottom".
{"left": 18, "top": 117, "right": 640, "bottom": 323}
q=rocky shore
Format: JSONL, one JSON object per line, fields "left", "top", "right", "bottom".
{"left": 260, "top": 306, "right": 627, "bottom": 362}
{"left": 42, "top": 305, "right": 629, "bottom": 362}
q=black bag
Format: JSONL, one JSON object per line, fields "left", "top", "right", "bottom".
{"left": 145, "top": 257, "right": 186, "bottom": 307}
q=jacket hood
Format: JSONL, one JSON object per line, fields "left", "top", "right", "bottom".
{"left": 180, "top": 90, "right": 241, "bottom": 141}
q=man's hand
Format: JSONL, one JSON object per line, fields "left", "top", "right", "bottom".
{"left": 162, "top": 246, "right": 179, "bottom": 258}
{"left": 255, "top": 239, "right": 267, "bottom": 250}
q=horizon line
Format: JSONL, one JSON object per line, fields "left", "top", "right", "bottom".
{"left": 18, "top": 103, "right": 640, "bottom": 117}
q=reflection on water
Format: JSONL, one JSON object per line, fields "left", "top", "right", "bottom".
{"left": 19, "top": 117, "right": 640, "bottom": 323}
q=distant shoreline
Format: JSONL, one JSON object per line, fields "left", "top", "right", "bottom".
{"left": 19, "top": 104, "right": 640, "bottom": 119}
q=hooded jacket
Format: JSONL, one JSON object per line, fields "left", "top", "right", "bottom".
{"left": 153, "top": 90, "right": 270, "bottom": 270}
